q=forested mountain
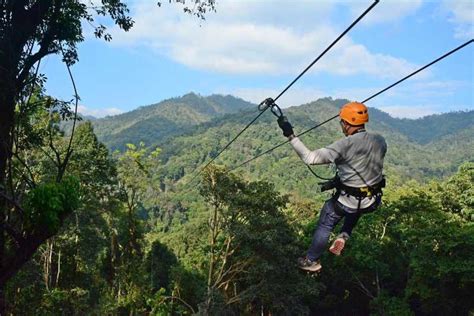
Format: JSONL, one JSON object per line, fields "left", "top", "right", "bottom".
{"left": 89, "top": 94, "right": 472, "bottom": 195}
{"left": 91, "top": 93, "right": 254, "bottom": 150}
{"left": 93, "top": 94, "right": 473, "bottom": 150}
{"left": 370, "top": 109, "right": 474, "bottom": 144}
{"left": 7, "top": 92, "right": 473, "bottom": 315}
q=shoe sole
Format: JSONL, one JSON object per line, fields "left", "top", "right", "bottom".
{"left": 329, "top": 239, "right": 345, "bottom": 256}
{"left": 298, "top": 264, "right": 322, "bottom": 273}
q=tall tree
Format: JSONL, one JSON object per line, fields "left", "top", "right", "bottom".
{"left": 199, "top": 167, "right": 317, "bottom": 315}
{"left": 5, "top": 121, "right": 120, "bottom": 314}
{"left": 0, "top": 0, "right": 215, "bottom": 312}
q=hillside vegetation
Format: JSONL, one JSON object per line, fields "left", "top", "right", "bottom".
{"left": 8, "top": 93, "right": 473, "bottom": 315}
{"left": 92, "top": 93, "right": 254, "bottom": 151}
{"left": 113, "top": 95, "right": 470, "bottom": 197}
{"left": 92, "top": 95, "right": 473, "bottom": 188}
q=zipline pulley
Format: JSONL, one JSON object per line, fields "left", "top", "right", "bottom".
{"left": 258, "top": 98, "right": 283, "bottom": 118}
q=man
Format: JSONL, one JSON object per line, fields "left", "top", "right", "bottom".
{"left": 277, "top": 101, "right": 387, "bottom": 272}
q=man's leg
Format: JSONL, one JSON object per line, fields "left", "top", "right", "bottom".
{"left": 330, "top": 198, "right": 381, "bottom": 255}
{"left": 340, "top": 195, "right": 381, "bottom": 236}
{"left": 329, "top": 211, "right": 361, "bottom": 256}
{"left": 306, "top": 198, "right": 343, "bottom": 261}
{"left": 340, "top": 211, "right": 362, "bottom": 236}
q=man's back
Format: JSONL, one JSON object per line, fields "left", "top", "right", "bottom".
{"left": 327, "top": 131, "right": 387, "bottom": 188}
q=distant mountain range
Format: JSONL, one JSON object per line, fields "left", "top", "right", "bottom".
{"left": 91, "top": 93, "right": 254, "bottom": 150}
{"left": 84, "top": 93, "right": 473, "bottom": 194}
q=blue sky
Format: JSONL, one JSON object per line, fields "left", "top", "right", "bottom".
{"left": 42, "top": 0, "right": 473, "bottom": 118}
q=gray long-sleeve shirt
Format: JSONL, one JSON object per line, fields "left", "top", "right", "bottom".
{"left": 290, "top": 131, "right": 387, "bottom": 209}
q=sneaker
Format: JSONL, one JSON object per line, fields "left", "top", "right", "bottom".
{"left": 297, "top": 257, "right": 322, "bottom": 272}
{"left": 329, "top": 233, "right": 349, "bottom": 256}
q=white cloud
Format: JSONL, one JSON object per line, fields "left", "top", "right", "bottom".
{"left": 218, "top": 87, "right": 329, "bottom": 108}
{"left": 444, "top": 0, "right": 473, "bottom": 23}
{"left": 217, "top": 78, "right": 468, "bottom": 111}
{"left": 375, "top": 80, "right": 469, "bottom": 101}
{"left": 332, "top": 79, "right": 470, "bottom": 107}
{"left": 78, "top": 105, "right": 124, "bottom": 118}
{"left": 407, "top": 80, "right": 470, "bottom": 98}
{"left": 355, "top": 79, "right": 472, "bottom": 118}
{"left": 378, "top": 105, "right": 438, "bottom": 118}
{"left": 316, "top": 43, "right": 420, "bottom": 79}
{"left": 348, "top": 0, "right": 423, "bottom": 25}
{"left": 331, "top": 86, "right": 379, "bottom": 103}
{"left": 108, "top": 0, "right": 419, "bottom": 78}
{"left": 442, "top": 0, "right": 474, "bottom": 39}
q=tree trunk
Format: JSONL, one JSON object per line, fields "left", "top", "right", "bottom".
{"left": 0, "top": 57, "right": 16, "bottom": 316}
{"left": 55, "top": 249, "right": 61, "bottom": 287}
{"left": 205, "top": 200, "right": 219, "bottom": 314}
{"left": 0, "top": 3, "right": 55, "bottom": 313}
{"left": 0, "top": 231, "right": 55, "bottom": 285}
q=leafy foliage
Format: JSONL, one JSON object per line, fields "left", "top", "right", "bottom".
{"left": 88, "top": 93, "right": 254, "bottom": 151}
{"left": 89, "top": 95, "right": 473, "bottom": 185}
{"left": 7, "top": 121, "right": 473, "bottom": 315}
{"left": 198, "top": 167, "right": 317, "bottom": 314}
{"left": 3, "top": 87, "right": 473, "bottom": 315}
{"left": 24, "top": 176, "right": 80, "bottom": 233}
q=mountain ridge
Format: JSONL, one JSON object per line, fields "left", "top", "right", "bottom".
{"left": 88, "top": 93, "right": 473, "bottom": 150}
{"left": 82, "top": 93, "right": 472, "bottom": 186}
{"left": 91, "top": 92, "right": 255, "bottom": 150}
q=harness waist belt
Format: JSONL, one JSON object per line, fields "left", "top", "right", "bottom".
{"left": 339, "top": 177, "right": 386, "bottom": 198}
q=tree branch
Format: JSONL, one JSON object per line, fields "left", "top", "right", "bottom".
{"left": 0, "top": 190, "right": 25, "bottom": 215}
{"left": 48, "top": 124, "right": 62, "bottom": 170}
{"left": 225, "top": 280, "right": 264, "bottom": 306}
{"left": 380, "top": 215, "right": 394, "bottom": 240}
{"left": 56, "top": 52, "right": 79, "bottom": 182}
{"left": 15, "top": 0, "right": 60, "bottom": 89}
{"left": 38, "top": 145, "right": 57, "bottom": 167}
{"left": 16, "top": 47, "right": 54, "bottom": 89}
{"left": 215, "top": 259, "right": 251, "bottom": 289}
{"left": 346, "top": 265, "right": 375, "bottom": 299}
{"left": 10, "top": 150, "right": 36, "bottom": 187}
{"left": 1, "top": 223, "right": 25, "bottom": 247}
{"left": 160, "top": 296, "right": 196, "bottom": 314}
{"left": 214, "top": 236, "right": 234, "bottom": 287}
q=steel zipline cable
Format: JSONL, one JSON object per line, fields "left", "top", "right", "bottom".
{"left": 227, "top": 39, "right": 474, "bottom": 173}
{"left": 190, "top": 0, "right": 380, "bottom": 182}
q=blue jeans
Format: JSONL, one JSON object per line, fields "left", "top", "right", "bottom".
{"left": 306, "top": 196, "right": 381, "bottom": 261}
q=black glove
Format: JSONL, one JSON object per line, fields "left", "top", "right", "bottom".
{"left": 277, "top": 116, "right": 294, "bottom": 137}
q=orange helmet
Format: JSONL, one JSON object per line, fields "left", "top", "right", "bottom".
{"left": 339, "top": 102, "right": 369, "bottom": 125}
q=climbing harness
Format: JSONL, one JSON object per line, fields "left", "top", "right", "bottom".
{"left": 190, "top": 0, "right": 380, "bottom": 182}
{"left": 320, "top": 175, "right": 385, "bottom": 198}
{"left": 318, "top": 174, "right": 385, "bottom": 211}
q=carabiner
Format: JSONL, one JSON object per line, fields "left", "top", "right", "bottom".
{"left": 270, "top": 103, "right": 283, "bottom": 118}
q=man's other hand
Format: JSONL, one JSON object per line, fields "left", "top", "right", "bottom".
{"left": 277, "top": 116, "right": 294, "bottom": 137}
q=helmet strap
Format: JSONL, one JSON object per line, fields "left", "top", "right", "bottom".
{"left": 342, "top": 121, "right": 365, "bottom": 136}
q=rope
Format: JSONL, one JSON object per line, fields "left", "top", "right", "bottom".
{"left": 227, "top": 39, "right": 473, "bottom": 172}
{"left": 189, "top": 0, "right": 380, "bottom": 182}
{"left": 306, "top": 165, "right": 334, "bottom": 181}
